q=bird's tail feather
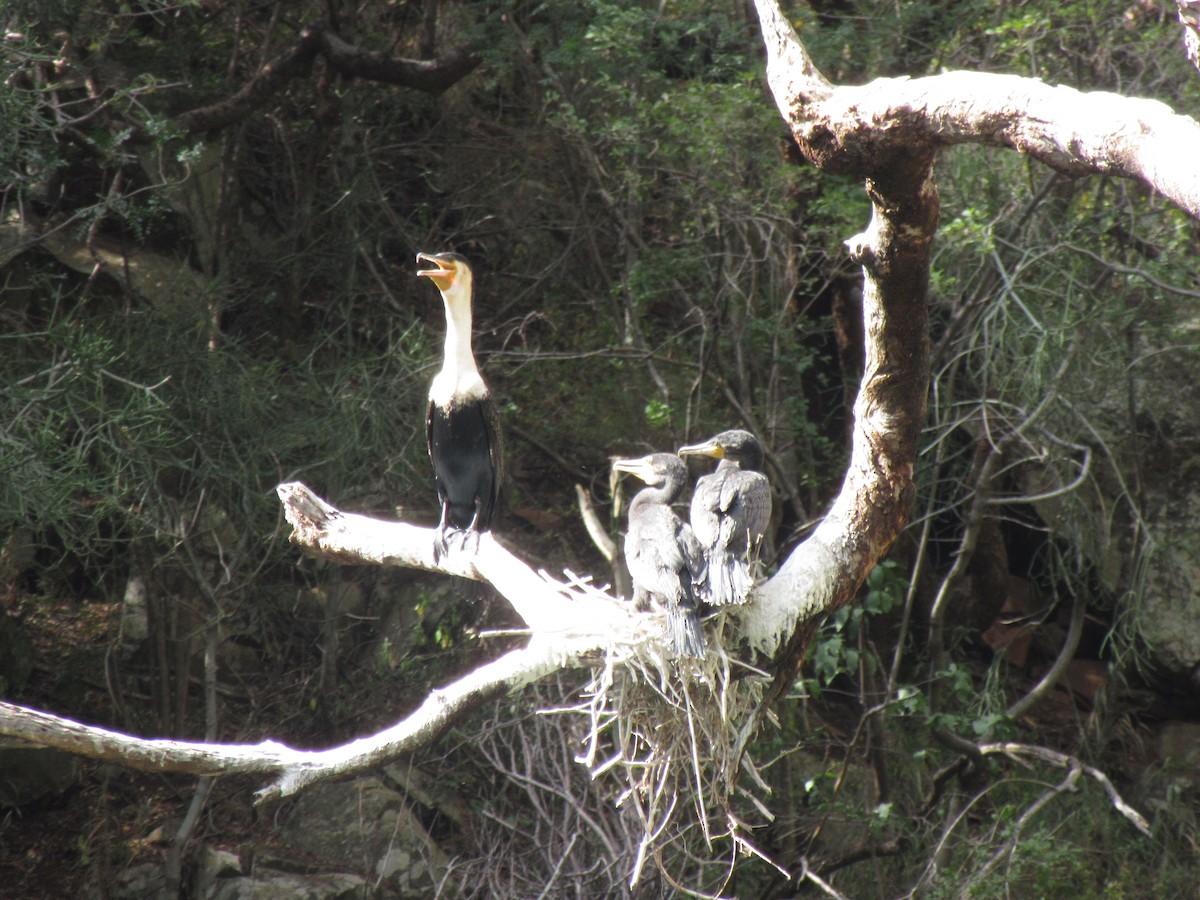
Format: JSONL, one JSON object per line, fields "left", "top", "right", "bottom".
{"left": 706, "top": 552, "right": 753, "bottom": 606}
{"left": 666, "top": 604, "right": 707, "bottom": 658}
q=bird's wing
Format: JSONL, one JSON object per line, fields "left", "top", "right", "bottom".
{"left": 481, "top": 389, "right": 504, "bottom": 510}
{"left": 738, "top": 470, "right": 772, "bottom": 544}
{"left": 715, "top": 470, "right": 772, "bottom": 551}
{"left": 677, "top": 519, "right": 708, "bottom": 583}
{"left": 688, "top": 474, "right": 723, "bottom": 546}
{"left": 625, "top": 509, "right": 688, "bottom": 601}
{"left": 425, "top": 397, "right": 446, "bottom": 504}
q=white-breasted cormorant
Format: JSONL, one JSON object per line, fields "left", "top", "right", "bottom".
{"left": 612, "top": 453, "right": 707, "bottom": 658}
{"left": 417, "top": 251, "right": 503, "bottom": 558}
{"left": 678, "top": 429, "right": 771, "bottom": 606}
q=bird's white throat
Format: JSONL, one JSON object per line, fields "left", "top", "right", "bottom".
{"left": 430, "top": 280, "right": 488, "bottom": 407}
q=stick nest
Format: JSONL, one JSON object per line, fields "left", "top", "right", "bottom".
{"left": 547, "top": 614, "right": 782, "bottom": 891}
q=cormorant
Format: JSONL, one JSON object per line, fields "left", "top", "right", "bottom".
{"left": 417, "top": 251, "right": 503, "bottom": 558}
{"left": 678, "top": 429, "right": 771, "bottom": 606}
{"left": 612, "top": 453, "right": 707, "bottom": 658}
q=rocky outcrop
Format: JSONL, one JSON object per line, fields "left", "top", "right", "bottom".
{"left": 184, "top": 775, "right": 448, "bottom": 899}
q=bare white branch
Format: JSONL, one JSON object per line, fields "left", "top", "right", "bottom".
{"left": 0, "top": 641, "right": 589, "bottom": 803}
{"left": 0, "top": 485, "right": 668, "bottom": 802}
{"left": 977, "top": 742, "right": 1152, "bottom": 837}
{"left": 753, "top": 0, "right": 1200, "bottom": 221}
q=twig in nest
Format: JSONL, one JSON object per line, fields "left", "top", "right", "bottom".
{"left": 546, "top": 634, "right": 774, "bottom": 891}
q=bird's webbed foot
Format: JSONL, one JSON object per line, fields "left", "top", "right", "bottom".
{"left": 433, "top": 500, "right": 488, "bottom": 563}
{"left": 456, "top": 497, "right": 486, "bottom": 553}
{"left": 457, "top": 527, "right": 483, "bottom": 554}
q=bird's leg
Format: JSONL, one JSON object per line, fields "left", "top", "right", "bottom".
{"left": 459, "top": 496, "right": 485, "bottom": 554}
{"left": 433, "top": 499, "right": 452, "bottom": 562}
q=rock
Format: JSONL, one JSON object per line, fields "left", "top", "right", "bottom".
{"left": 209, "top": 872, "right": 366, "bottom": 900}
{"left": 193, "top": 842, "right": 372, "bottom": 899}
{"left": 273, "top": 776, "right": 448, "bottom": 897}
{"left": 1017, "top": 293, "right": 1200, "bottom": 680}
{"left": 103, "top": 862, "right": 166, "bottom": 900}
{"left": 1138, "top": 550, "right": 1200, "bottom": 675}
{"left": 1156, "top": 721, "right": 1200, "bottom": 773}
{"left": 0, "top": 748, "right": 78, "bottom": 807}
{"left": 193, "top": 845, "right": 243, "bottom": 897}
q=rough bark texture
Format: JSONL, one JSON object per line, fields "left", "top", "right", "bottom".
{"left": 747, "top": 0, "right": 1200, "bottom": 696}
{"left": 744, "top": 1, "right": 935, "bottom": 698}
{"left": 1180, "top": 0, "right": 1200, "bottom": 74}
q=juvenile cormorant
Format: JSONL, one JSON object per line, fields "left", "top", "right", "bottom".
{"left": 678, "top": 429, "right": 771, "bottom": 606}
{"left": 417, "top": 251, "right": 502, "bottom": 558}
{"left": 612, "top": 453, "right": 707, "bottom": 658}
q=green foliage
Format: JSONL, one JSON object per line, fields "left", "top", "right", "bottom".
{"left": 2, "top": 0, "right": 1198, "bottom": 894}
{"left": 0, "top": 284, "right": 430, "bottom": 595}
{"left": 643, "top": 397, "right": 671, "bottom": 427}
{"left": 803, "top": 561, "right": 904, "bottom": 695}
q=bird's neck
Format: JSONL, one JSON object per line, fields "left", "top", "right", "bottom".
{"left": 633, "top": 483, "right": 676, "bottom": 508}
{"left": 431, "top": 281, "right": 488, "bottom": 408}
{"left": 441, "top": 284, "right": 478, "bottom": 375}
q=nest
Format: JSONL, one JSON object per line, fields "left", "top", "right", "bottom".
{"left": 544, "top": 613, "right": 783, "bottom": 892}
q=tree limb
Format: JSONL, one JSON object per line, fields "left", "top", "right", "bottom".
{"left": 977, "top": 742, "right": 1151, "bottom": 836}
{"left": 0, "top": 486, "right": 660, "bottom": 799}
{"left": 1180, "top": 1, "right": 1200, "bottom": 75}
{"left": 753, "top": 1, "right": 1200, "bottom": 220}
{"left": 145, "top": 21, "right": 480, "bottom": 140}
{"left": 748, "top": 0, "right": 935, "bottom": 699}
{"left": 0, "top": 642, "right": 569, "bottom": 802}
{"left": 274, "top": 482, "right": 639, "bottom": 637}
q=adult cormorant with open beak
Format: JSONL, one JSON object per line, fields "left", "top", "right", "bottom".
{"left": 678, "top": 429, "right": 771, "bottom": 606}
{"left": 417, "top": 251, "right": 503, "bottom": 559}
{"left": 612, "top": 453, "right": 707, "bottom": 658}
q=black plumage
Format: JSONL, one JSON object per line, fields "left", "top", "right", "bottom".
{"left": 417, "top": 251, "right": 503, "bottom": 558}
{"left": 678, "top": 429, "right": 771, "bottom": 606}
{"left": 613, "top": 453, "right": 707, "bottom": 658}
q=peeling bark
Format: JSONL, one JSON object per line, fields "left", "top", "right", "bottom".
{"left": 1180, "top": 0, "right": 1200, "bottom": 75}
{"left": 743, "top": 1, "right": 936, "bottom": 697}
{"left": 747, "top": 0, "right": 1200, "bottom": 696}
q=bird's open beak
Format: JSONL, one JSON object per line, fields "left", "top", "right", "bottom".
{"left": 678, "top": 439, "right": 724, "bottom": 459}
{"left": 612, "top": 456, "right": 651, "bottom": 481}
{"left": 416, "top": 251, "right": 456, "bottom": 289}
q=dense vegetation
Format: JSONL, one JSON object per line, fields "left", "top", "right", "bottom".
{"left": 2, "top": 0, "right": 1199, "bottom": 895}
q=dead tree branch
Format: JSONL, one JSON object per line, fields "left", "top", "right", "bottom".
{"left": 1180, "top": 1, "right": 1200, "bottom": 75}
{"left": 977, "top": 742, "right": 1151, "bottom": 836}
{"left": 140, "top": 21, "right": 479, "bottom": 140}
{"left": 749, "top": 0, "right": 1200, "bottom": 701}
{"left": 0, "top": 644, "right": 561, "bottom": 802}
